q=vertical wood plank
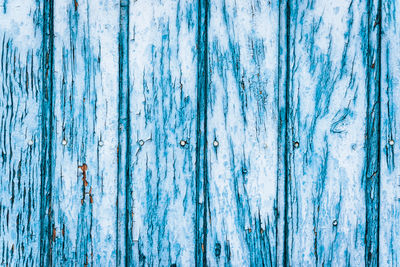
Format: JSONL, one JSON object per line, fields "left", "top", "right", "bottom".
{"left": 129, "top": 0, "right": 198, "bottom": 265}
{"left": 207, "top": 0, "right": 279, "bottom": 265}
{"left": 287, "top": 0, "right": 368, "bottom": 265}
{"left": 0, "top": 1, "right": 42, "bottom": 265}
{"left": 51, "top": 0, "right": 120, "bottom": 265}
{"left": 380, "top": 0, "right": 400, "bottom": 265}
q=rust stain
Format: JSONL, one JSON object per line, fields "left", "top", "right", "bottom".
{"left": 74, "top": 0, "right": 78, "bottom": 11}
{"left": 52, "top": 226, "right": 56, "bottom": 242}
{"left": 201, "top": 243, "right": 205, "bottom": 252}
{"left": 313, "top": 226, "right": 318, "bottom": 258}
{"left": 371, "top": 62, "right": 375, "bottom": 69}
{"left": 79, "top": 163, "right": 89, "bottom": 187}
{"left": 89, "top": 187, "right": 93, "bottom": 203}
{"left": 79, "top": 163, "right": 89, "bottom": 206}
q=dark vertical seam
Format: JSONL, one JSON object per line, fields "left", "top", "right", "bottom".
{"left": 377, "top": 0, "right": 382, "bottom": 264}
{"left": 365, "top": 0, "right": 381, "bottom": 265}
{"left": 118, "top": 0, "right": 130, "bottom": 266}
{"left": 277, "top": 0, "right": 290, "bottom": 265}
{"left": 40, "top": 0, "right": 54, "bottom": 266}
{"left": 195, "top": 0, "right": 208, "bottom": 266}
{"left": 276, "top": 0, "right": 281, "bottom": 264}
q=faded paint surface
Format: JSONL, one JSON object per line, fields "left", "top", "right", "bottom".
{"left": 0, "top": 0, "right": 398, "bottom": 266}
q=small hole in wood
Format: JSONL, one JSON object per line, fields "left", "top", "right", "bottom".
{"left": 213, "top": 140, "right": 219, "bottom": 147}
{"left": 180, "top": 140, "right": 187, "bottom": 147}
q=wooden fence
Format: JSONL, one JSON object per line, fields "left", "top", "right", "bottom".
{"left": 0, "top": 0, "right": 398, "bottom": 266}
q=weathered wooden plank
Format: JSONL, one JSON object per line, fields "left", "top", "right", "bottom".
{"left": 128, "top": 0, "right": 198, "bottom": 265}
{"left": 207, "top": 0, "right": 279, "bottom": 265}
{"left": 287, "top": 0, "right": 368, "bottom": 265}
{"left": 51, "top": 0, "right": 120, "bottom": 265}
{"left": 380, "top": 0, "right": 400, "bottom": 265}
{"left": 3, "top": 0, "right": 400, "bottom": 265}
{"left": 0, "top": 1, "right": 42, "bottom": 266}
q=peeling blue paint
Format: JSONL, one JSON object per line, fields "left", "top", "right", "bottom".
{"left": 0, "top": 0, "right": 399, "bottom": 266}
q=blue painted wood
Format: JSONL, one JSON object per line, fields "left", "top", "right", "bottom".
{"left": 287, "top": 0, "right": 369, "bottom": 265}
{"left": 128, "top": 1, "right": 198, "bottom": 265}
{"left": 50, "top": 0, "right": 120, "bottom": 265}
{"left": 118, "top": 0, "right": 130, "bottom": 265}
{"left": 0, "top": 0, "right": 398, "bottom": 266}
{"left": 381, "top": 0, "right": 400, "bottom": 265}
{"left": 207, "top": 0, "right": 279, "bottom": 265}
{"left": 0, "top": 1, "right": 42, "bottom": 266}
{"left": 365, "top": 0, "right": 381, "bottom": 265}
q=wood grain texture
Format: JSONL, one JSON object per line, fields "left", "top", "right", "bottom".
{"left": 50, "top": 0, "right": 119, "bottom": 265}
{"left": 0, "top": 1, "right": 42, "bottom": 266}
{"left": 287, "top": 0, "right": 368, "bottom": 265}
{"left": 207, "top": 0, "right": 278, "bottom": 266}
{"left": 381, "top": 0, "right": 400, "bottom": 265}
{"left": 1, "top": 0, "right": 400, "bottom": 266}
{"left": 129, "top": 0, "right": 198, "bottom": 265}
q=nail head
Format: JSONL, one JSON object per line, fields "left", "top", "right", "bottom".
{"left": 180, "top": 140, "right": 187, "bottom": 147}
